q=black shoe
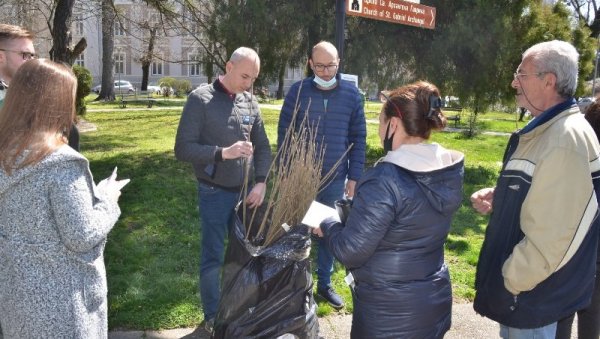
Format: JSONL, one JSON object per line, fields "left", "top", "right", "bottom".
{"left": 317, "top": 287, "right": 344, "bottom": 309}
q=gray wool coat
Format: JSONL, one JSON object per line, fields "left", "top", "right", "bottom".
{"left": 0, "top": 145, "right": 121, "bottom": 338}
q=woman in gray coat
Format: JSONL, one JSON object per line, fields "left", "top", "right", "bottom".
{"left": 0, "top": 59, "right": 129, "bottom": 338}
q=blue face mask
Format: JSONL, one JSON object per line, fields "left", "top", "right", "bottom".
{"left": 313, "top": 74, "right": 337, "bottom": 88}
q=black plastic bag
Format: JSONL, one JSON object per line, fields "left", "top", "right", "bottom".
{"left": 213, "top": 208, "right": 319, "bottom": 339}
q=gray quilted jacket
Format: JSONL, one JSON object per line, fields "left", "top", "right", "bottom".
{"left": 0, "top": 145, "right": 121, "bottom": 338}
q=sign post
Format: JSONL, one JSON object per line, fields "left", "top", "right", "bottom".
{"left": 335, "top": 0, "right": 346, "bottom": 72}
{"left": 346, "top": 0, "right": 436, "bottom": 30}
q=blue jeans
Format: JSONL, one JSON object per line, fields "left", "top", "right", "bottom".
{"left": 197, "top": 182, "right": 239, "bottom": 320}
{"left": 315, "top": 178, "right": 345, "bottom": 290}
{"left": 499, "top": 322, "right": 556, "bottom": 339}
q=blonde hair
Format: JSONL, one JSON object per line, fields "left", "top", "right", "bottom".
{"left": 0, "top": 59, "right": 76, "bottom": 174}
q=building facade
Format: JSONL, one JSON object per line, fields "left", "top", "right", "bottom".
{"left": 3, "top": 0, "right": 304, "bottom": 94}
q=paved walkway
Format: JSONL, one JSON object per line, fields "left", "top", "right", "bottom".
{"left": 105, "top": 303, "right": 579, "bottom": 339}
{"left": 0, "top": 303, "right": 577, "bottom": 339}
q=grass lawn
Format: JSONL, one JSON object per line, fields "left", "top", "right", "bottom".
{"left": 81, "top": 98, "right": 519, "bottom": 329}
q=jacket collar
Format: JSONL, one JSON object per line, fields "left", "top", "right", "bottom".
{"left": 519, "top": 98, "right": 577, "bottom": 135}
{"left": 382, "top": 143, "right": 464, "bottom": 172}
{"left": 213, "top": 76, "right": 236, "bottom": 100}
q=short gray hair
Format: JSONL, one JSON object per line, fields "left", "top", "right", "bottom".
{"left": 524, "top": 40, "right": 579, "bottom": 98}
{"left": 229, "top": 47, "right": 259, "bottom": 64}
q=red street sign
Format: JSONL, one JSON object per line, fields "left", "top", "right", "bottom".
{"left": 346, "top": 0, "right": 436, "bottom": 30}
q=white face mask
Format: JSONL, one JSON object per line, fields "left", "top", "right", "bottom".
{"left": 313, "top": 74, "right": 337, "bottom": 88}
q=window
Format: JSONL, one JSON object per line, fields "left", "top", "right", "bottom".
{"left": 114, "top": 53, "right": 125, "bottom": 74}
{"left": 189, "top": 54, "right": 201, "bottom": 76}
{"left": 74, "top": 53, "right": 85, "bottom": 67}
{"left": 74, "top": 14, "right": 84, "bottom": 35}
{"left": 190, "top": 23, "right": 201, "bottom": 38}
{"left": 115, "top": 22, "right": 125, "bottom": 36}
{"left": 149, "top": 14, "right": 162, "bottom": 36}
{"left": 286, "top": 67, "right": 297, "bottom": 79}
{"left": 152, "top": 60, "right": 163, "bottom": 75}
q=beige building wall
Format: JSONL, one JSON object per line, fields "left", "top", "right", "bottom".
{"left": 0, "top": 0, "right": 304, "bottom": 94}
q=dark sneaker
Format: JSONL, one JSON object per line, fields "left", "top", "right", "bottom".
{"left": 317, "top": 287, "right": 344, "bottom": 309}
{"left": 203, "top": 318, "right": 214, "bottom": 335}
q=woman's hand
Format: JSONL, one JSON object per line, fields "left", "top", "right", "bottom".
{"left": 312, "top": 227, "right": 323, "bottom": 237}
{"left": 97, "top": 167, "right": 130, "bottom": 202}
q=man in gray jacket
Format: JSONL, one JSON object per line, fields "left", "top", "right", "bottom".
{"left": 174, "top": 47, "right": 271, "bottom": 334}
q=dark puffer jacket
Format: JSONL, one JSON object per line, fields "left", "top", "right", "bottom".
{"left": 321, "top": 145, "right": 464, "bottom": 339}
{"left": 277, "top": 74, "right": 366, "bottom": 182}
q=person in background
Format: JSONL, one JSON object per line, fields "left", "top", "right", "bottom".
{"left": 0, "top": 23, "right": 79, "bottom": 151}
{"left": 471, "top": 40, "right": 600, "bottom": 338}
{"left": 277, "top": 41, "right": 366, "bottom": 309}
{"left": 314, "top": 81, "right": 464, "bottom": 338}
{"left": 555, "top": 99, "right": 600, "bottom": 339}
{"left": 174, "top": 47, "right": 272, "bottom": 334}
{"left": 518, "top": 107, "right": 527, "bottom": 121}
{"left": 0, "top": 59, "right": 129, "bottom": 338}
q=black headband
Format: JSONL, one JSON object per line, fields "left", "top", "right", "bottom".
{"left": 426, "top": 95, "right": 442, "bottom": 119}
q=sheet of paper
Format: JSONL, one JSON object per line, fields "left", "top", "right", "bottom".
{"left": 301, "top": 200, "right": 340, "bottom": 228}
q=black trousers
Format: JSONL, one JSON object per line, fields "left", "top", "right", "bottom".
{"left": 556, "top": 264, "right": 600, "bottom": 339}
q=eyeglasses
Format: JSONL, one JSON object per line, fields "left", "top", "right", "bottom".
{"left": 513, "top": 71, "right": 547, "bottom": 80}
{"left": 313, "top": 64, "right": 338, "bottom": 72}
{"left": 379, "top": 92, "right": 403, "bottom": 119}
{"left": 0, "top": 49, "right": 36, "bottom": 60}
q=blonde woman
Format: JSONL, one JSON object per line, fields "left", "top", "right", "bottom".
{"left": 0, "top": 59, "right": 128, "bottom": 338}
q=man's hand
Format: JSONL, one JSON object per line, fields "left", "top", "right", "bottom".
{"left": 470, "top": 187, "right": 495, "bottom": 215}
{"left": 223, "top": 140, "right": 253, "bottom": 160}
{"left": 245, "top": 182, "right": 266, "bottom": 208}
{"left": 345, "top": 180, "right": 357, "bottom": 198}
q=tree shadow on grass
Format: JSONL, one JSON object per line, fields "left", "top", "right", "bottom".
{"left": 86, "top": 150, "right": 202, "bottom": 330}
{"left": 455, "top": 164, "right": 498, "bottom": 227}
{"left": 446, "top": 238, "right": 470, "bottom": 255}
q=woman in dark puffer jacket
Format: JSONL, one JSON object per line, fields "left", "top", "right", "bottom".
{"left": 315, "top": 81, "right": 464, "bottom": 338}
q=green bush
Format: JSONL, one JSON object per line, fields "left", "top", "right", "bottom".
{"left": 159, "top": 77, "right": 192, "bottom": 97}
{"left": 158, "top": 77, "right": 176, "bottom": 97}
{"left": 73, "top": 65, "right": 92, "bottom": 116}
{"left": 173, "top": 79, "right": 192, "bottom": 97}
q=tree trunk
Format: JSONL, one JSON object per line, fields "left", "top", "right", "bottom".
{"left": 49, "top": 0, "right": 75, "bottom": 64}
{"left": 204, "top": 55, "right": 214, "bottom": 84}
{"left": 141, "top": 62, "right": 150, "bottom": 91}
{"left": 277, "top": 61, "right": 285, "bottom": 99}
{"left": 140, "top": 27, "right": 157, "bottom": 91}
{"left": 97, "top": 0, "right": 115, "bottom": 101}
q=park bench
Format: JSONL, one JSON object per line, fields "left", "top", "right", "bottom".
{"left": 444, "top": 107, "right": 463, "bottom": 128}
{"left": 119, "top": 90, "right": 156, "bottom": 108}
